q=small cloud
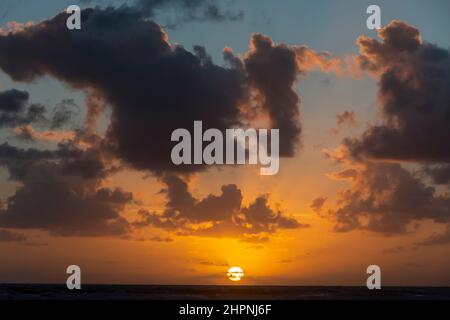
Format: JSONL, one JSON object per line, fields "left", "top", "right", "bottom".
{"left": 0, "top": 228, "right": 27, "bottom": 242}
{"left": 199, "top": 260, "right": 228, "bottom": 267}
{"left": 239, "top": 234, "right": 270, "bottom": 244}
{"left": 150, "top": 235, "right": 174, "bottom": 242}
{"left": 310, "top": 197, "right": 327, "bottom": 213}
{"left": 279, "top": 259, "right": 293, "bottom": 264}
{"left": 135, "top": 174, "right": 306, "bottom": 242}
{"left": 134, "top": 235, "right": 174, "bottom": 242}
{"left": 383, "top": 246, "right": 406, "bottom": 254}
{"left": 416, "top": 226, "right": 450, "bottom": 247}
{"left": 323, "top": 162, "right": 450, "bottom": 234}
{"left": 330, "top": 110, "right": 357, "bottom": 135}
{"left": 336, "top": 111, "right": 357, "bottom": 127}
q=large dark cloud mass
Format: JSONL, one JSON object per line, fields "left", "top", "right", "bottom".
{"left": 0, "top": 142, "right": 132, "bottom": 236}
{"left": 344, "top": 20, "right": 450, "bottom": 163}
{"left": 0, "top": 6, "right": 307, "bottom": 173}
{"left": 134, "top": 174, "right": 305, "bottom": 241}
{"left": 317, "top": 21, "right": 450, "bottom": 237}
{"left": 0, "top": 5, "right": 319, "bottom": 240}
{"left": 325, "top": 162, "right": 450, "bottom": 234}
{"left": 0, "top": 7, "right": 246, "bottom": 173}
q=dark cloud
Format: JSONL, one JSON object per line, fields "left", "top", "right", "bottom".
{"left": 322, "top": 21, "right": 450, "bottom": 236}
{"left": 198, "top": 260, "right": 228, "bottom": 267}
{"left": 344, "top": 20, "right": 450, "bottom": 163}
{"left": 134, "top": 173, "right": 242, "bottom": 226}
{"left": 424, "top": 164, "right": 450, "bottom": 185}
{"left": 239, "top": 195, "right": 301, "bottom": 231}
{"left": 0, "top": 89, "right": 77, "bottom": 133}
{"left": 149, "top": 235, "right": 173, "bottom": 242}
{"left": 336, "top": 111, "right": 356, "bottom": 127}
{"left": 0, "top": 7, "right": 308, "bottom": 173}
{"left": 0, "top": 228, "right": 27, "bottom": 242}
{"left": 0, "top": 89, "right": 46, "bottom": 128}
{"left": 0, "top": 7, "right": 249, "bottom": 173}
{"left": 0, "top": 141, "right": 132, "bottom": 236}
{"left": 0, "top": 89, "right": 29, "bottom": 112}
{"left": 323, "top": 162, "right": 450, "bottom": 234}
{"left": 49, "top": 99, "right": 79, "bottom": 130}
{"left": 0, "top": 159, "right": 132, "bottom": 236}
{"left": 83, "top": 93, "right": 105, "bottom": 133}
{"left": 243, "top": 34, "right": 301, "bottom": 156}
{"left": 279, "top": 259, "right": 293, "bottom": 264}
{"left": 134, "top": 174, "right": 305, "bottom": 240}
{"left": 238, "top": 234, "right": 270, "bottom": 244}
{"left": 0, "top": 142, "right": 81, "bottom": 180}
{"left": 60, "top": 146, "right": 120, "bottom": 180}
{"left": 0, "top": 6, "right": 313, "bottom": 240}
{"left": 135, "top": 0, "right": 244, "bottom": 26}
{"left": 76, "top": 0, "right": 244, "bottom": 27}
{"left": 310, "top": 197, "right": 327, "bottom": 213}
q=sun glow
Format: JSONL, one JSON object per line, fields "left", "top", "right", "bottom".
{"left": 227, "top": 266, "right": 244, "bottom": 282}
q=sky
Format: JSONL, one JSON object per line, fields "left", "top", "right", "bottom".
{"left": 0, "top": 0, "right": 450, "bottom": 286}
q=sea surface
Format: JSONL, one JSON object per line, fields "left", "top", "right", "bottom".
{"left": 1, "top": 284, "right": 450, "bottom": 300}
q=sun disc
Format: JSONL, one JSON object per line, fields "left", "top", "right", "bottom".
{"left": 227, "top": 266, "right": 244, "bottom": 282}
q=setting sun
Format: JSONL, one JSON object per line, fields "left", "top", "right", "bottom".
{"left": 227, "top": 267, "right": 244, "bottom": 282}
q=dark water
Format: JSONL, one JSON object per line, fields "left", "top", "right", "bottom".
{"left": 1, "top": 284, "right": 450, "bottom": 300}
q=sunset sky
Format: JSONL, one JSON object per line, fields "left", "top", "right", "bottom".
{"left": 1, "top": 0, "right": 450, "bottom": 286}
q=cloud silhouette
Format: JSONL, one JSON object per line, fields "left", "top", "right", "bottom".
{"left": 417, "top": 226, "right": 450, "bottom": 246}
{"left": 425, "top": 164, "right": 450, "bottom": 185}
{"left": 0, "top": 228, "right": 27, "bottom": 242}
{"left": 0, "top": 5, "right": 364, "bottom": 240}
{"left": 322, "top": 161, "right": 450, "bottom": 234}
{"left": 344, "top": 21, "right": 450, "bottom": 163}
{"left": 0, "top": 7, "right": 249, "bottom": 174}
{"left": 318, "top": 21, "right": 450, "bottom": 236}
{"left": 0, "top": 6, "right": 323, "bottom": 175}
{"left": 0, "top": 142, "right": 132, "bottom": 236}
{"left": 243, "top": 34, "right": 301, "bottom": 156}
{"left": 134, "top": 173, "right": 306, "bottom": 240}
{"left": 135, "top": 0, "right": 244, "bottom": 26}
{"left": 0, "top": 89, "right": 45, "bottom": 128}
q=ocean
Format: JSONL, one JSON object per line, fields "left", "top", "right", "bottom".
{"left": 1, "top": 284, "right": 450, "bottom": 300}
